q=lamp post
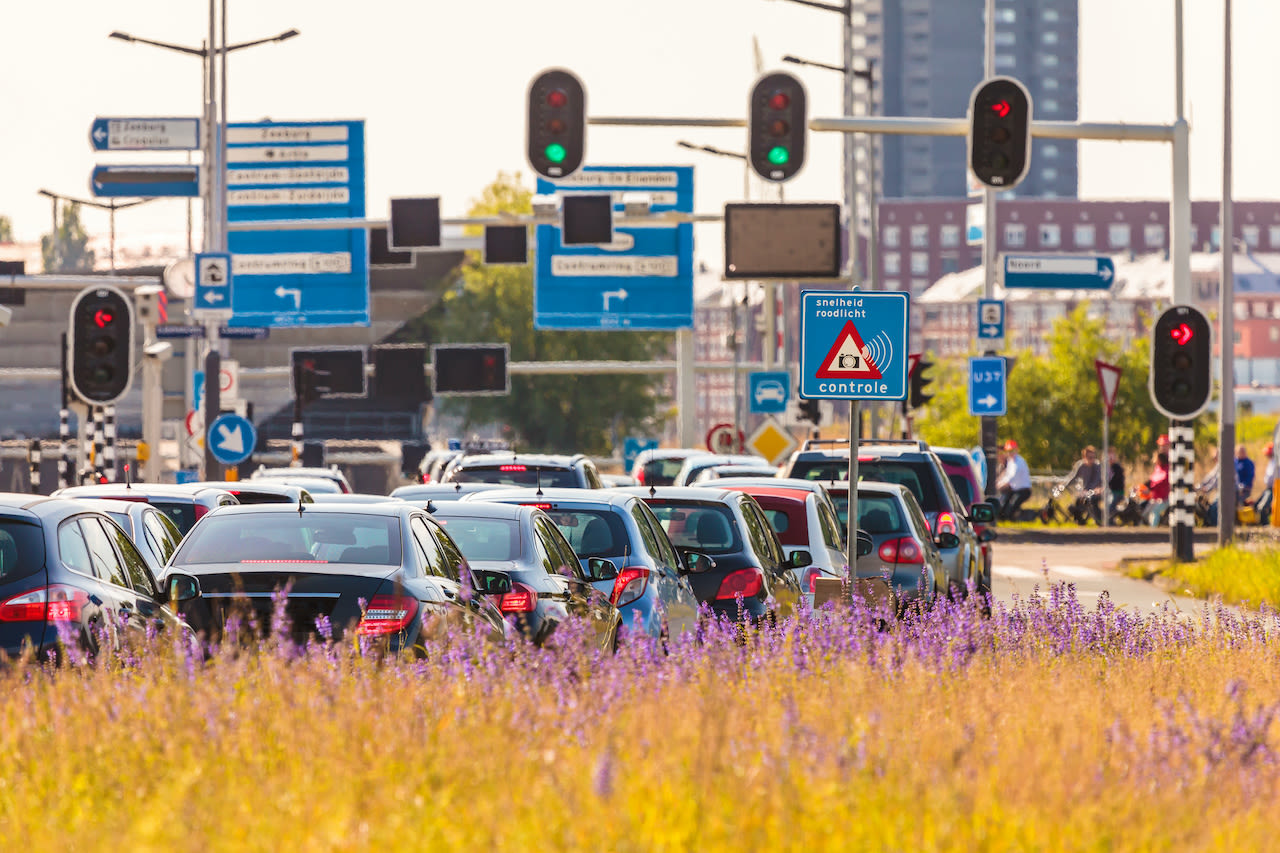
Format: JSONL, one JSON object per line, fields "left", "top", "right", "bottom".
{"left": 37, "top": 189, "right": 156, "bottom": 273}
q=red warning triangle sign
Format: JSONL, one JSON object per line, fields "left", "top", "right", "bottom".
{"left": 815, "top": 321, "right": 883, "bottom": 379}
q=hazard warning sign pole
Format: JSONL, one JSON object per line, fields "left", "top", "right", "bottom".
{"left": 846, "top": 398, "right": 859, "bottom": 569}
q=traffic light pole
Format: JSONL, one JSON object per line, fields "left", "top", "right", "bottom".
{"left": 980, "top": 0, "right": 999, "bottom": 500}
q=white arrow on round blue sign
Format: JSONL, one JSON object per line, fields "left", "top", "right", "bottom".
{"left": 207, "top": 413, "right": 257, "bottom": 466}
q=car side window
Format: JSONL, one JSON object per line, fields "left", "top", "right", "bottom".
{"left": 583, "top": 463, "right": 604, "bottom": 489}
{"left": 58, "top": 520, "right": 95, "bottom": 577}
{"left": 107, "top": 520, "right": 159, "bottom": 597}
{"left": 141, "top": 511, "right": 174, "bottom": 564}
{"left": 816, "top": 500, "right": 842, "bottom": 550}
{"left": 540, "top": 519, "right": 586, "bottom": 581}
{"left": 80, "top": 517, "right": 130, "bottom": 588}
{"left": 409, "top": 517, "right": 446, "bottom": 578}
{"left": 529, "top": 519, "right": 561, "bottom": 577}
{"left": 637, "top": 501, "right": 681, "bottom": 569}
{"left": 739, "top": 499, "right": 782, "bottom": 569}
{"left": 429, "top": 524, "right": 468, "bottom": 582}
{"left": 629, "top": 503, "right": 664, "bottom": 563}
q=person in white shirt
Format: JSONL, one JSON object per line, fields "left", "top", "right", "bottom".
{"left": 996, "top": 439, "right": 1032, "bottom": 520}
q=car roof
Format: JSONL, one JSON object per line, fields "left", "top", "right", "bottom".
{"left": 253, "top": 466, "right": 346, "bottom": 479}
{"left": 0, "top": 494, "right": 89, "bottom": 521}
{"left": 694, "top": 476, "right": 830, "bottom": 493}
{"left": 205, "top": 502, "right": 417, "bottom": 518}
{"left": 717, "top": 484, "right": 812, "bottom": 504}
{"left": 307, "top": 493, "right": 400, "bottom": 504}
{"left": 453, "top": 452, "right": 581, "bottom": 468}
{"left": 186, "top": 480, "right": 309, "bottom": 497}
{"left": 469, "top": 487, "right": 635, "bottom": 508}
{"left": 613, "top": 486, "right": 738, "bottom": 504}
{"left": 391, "top": 482, "right": 510, "bottom": 498}
{"left": 54, "top": 484, "right": 228, "bottom": 501}
{"left": 428, "top": 501, "right": 530, "bottom": 521}
{"left": 635, "top": 448, "right": 708, "bottom": 461}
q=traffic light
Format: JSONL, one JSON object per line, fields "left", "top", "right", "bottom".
{"left": 798, "top": 398, "right": 821, "bottom": 425}
{"left": 909, "top": 359, "right": 935, "bottom": 409}
{"left": 968, "top": 77, "right": 1032, "bottom": 190}
{"left": 1149, "top": 305, "right": 1212, "bottom": 419}
{"left": 432, "top": 344, "right": 510, "bottom": 396}
{"left": 748, "top": 72, "right": 807, "bottom": 182}
{"left": 527, "top": 68, "right": 586, "bottom": 180}
{"left": 68, "top": 285, "right": 133, "bottom": 406}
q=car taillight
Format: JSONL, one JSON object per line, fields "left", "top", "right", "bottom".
{"left": 804, "top": 566, "right": 824, "bottom": 594}
{"left": 635, "top": 467, "right": 646, "bottom": 485}
{"left": 356, "top": 594, "right": 419, "bottom": 636}
{"left": 194, "top": 504, "right": 209, "bottom": 521}
{"left": 0, "top": 585, "right": 90, "bottom": 623}
{"left": 498, "top": 582, "right": 539, "bottom": 613}
{"left": 936, "top": 511, "right": 958, "bottom": 536}
{"left": 878, "top": 537, "right": 924, "bottom": 565}
{"left": 610, "top": 568, "right": 649, "bottom": 607}
{"left": 499, "top": 465, "right": 527, "bottom": 472}
{"left": 715, "top": 568, "right": 764, "bottom": 600}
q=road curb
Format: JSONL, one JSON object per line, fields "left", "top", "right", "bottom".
{"left": 994, "top": 527, "right": 1221, "bottom": 545}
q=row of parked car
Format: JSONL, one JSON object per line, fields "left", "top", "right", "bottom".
{"left": 0, "top": 439, "right": 996, "bottom": 660}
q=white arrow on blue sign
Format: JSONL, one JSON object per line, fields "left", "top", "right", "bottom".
{"left": 90, "top": 117, "right": 200, "bottom": 151}
{"left": 1002, "top": 255, "right": 1116, "bottom": 290}
{"left": 207, "top": 413, "right": 257, "bottom": 466}
{"left": 976, "top": 298, "right": 1005, "bottom": 342}
{"left": 969, "top": 356, "right": 1008, "bottom": 417}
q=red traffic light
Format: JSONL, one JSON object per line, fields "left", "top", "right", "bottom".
{"left": 1170, "top": 323, "right": 1194, "bottom": 346}
{"left": 990, "top": 100, "right": 1011, "bottom": 118}
{"left": 546, "top": 88, "right": 568, "bottom": 108}
{"left": 94, "top": 309, "right": 114, "bottom": 328}
{"left": 768, "top": 91, "right": 790, "bottom": 110}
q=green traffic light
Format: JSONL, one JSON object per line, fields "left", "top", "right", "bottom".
{"left": 767, "top": 146, "right": 790, "bottom": 166}
{"left": 544, "top": 143, "right": 567, "bottom": 164}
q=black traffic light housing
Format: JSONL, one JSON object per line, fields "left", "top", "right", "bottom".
{"left": 527, "top": 68, "right": 586, "bottom": 180}
{"left": 1149, "top": 305, "right": 1212, "bottom": 419}
{"left": 748, "top": 72, "right": 807, "bottom": 182}
{"left": 432, "top": 344, "right": 510, "bottom": 396}
{"left": 798, "top": 398, "right": 821, "bottom": 425}
{"left": 968, "top": 77, "right": 1032, "bottom": 190}
{"left": 909, "top": 359, "right": 935, "bottom": 410}
{"left": 68, "top": 285, "right": 134, "bottom": 406}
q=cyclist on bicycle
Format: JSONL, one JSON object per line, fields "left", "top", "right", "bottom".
{"left": 1062, "top": 445, "right": 1104, "bottom": 524}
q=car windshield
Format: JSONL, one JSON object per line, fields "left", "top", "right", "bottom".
{"left": 175, "top": 513, "right": 403, "bottom": 565}
{"left": 545, "top": 510, "right": 628, "bottom": 558}
{"left": 437, "top": 517, "right": 521, "bottom": 562}
{"left": 0, "top": 518, "right": 45, "bottom": 584}
{"left": 646, "top": 501, "right": 743, "bottom": 555}
{"left": 641, "top": 458, "right": 686, "bottom": 486}
{"left": 450, "top": 465, "right": 579, "bottom": 489}
{"left": 226, "top": 490, "right": 295, "bottom": 505}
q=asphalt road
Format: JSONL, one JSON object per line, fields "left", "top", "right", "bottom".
{"left": 991, "top": 540, "right": 1208, "bottom": 616}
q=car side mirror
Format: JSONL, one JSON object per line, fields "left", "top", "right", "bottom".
{"left": 978, "top": 528, "right": 998, "bottom": 543}
{"left": 586, "top": 557, "right": 619, "bottom": 582}
{"left": 934, "top": 532, "right": 960, "bottom": 550}
{"left": 789, "top": 549, "right": 812, "bottom": 569}
{"left": 470, "top": 569, "right": 513, "bottom": 596}
{"left": 167, "top": 573, "right": 201, "bottom": 604}
{"left": 682, "top": 551, "right": 715, "bottom": 574}
{"left": 969, "top": 502, "right": 996, "bottom": 524}
{"left": 855, "top": 530, "right": 875, "bottom": 558}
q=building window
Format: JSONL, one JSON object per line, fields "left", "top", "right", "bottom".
{"left": 940, "top": 224, "right": 960, "bottom": 248}
{"left": 1270, "top": 326, "right": 1280, "bottom": 342}
{"left": 882, "top": 225, "right": 900, "bottom": 247}
{"left": 1042, "top": 31, "right": 1059, "bottom": 45}
{"left": 883, "top": 278, "right": 901, "bottom": 292}
{"left": 1041, "top": 54, "right": 1059, "bottom": 68}
{"left": 1254, "top": 301, "right": 1269, "bottom": 318}
{"left": 1044, "top": 8, "right": 1060, "bottom": 22}
{"left": 1233, "top": 330, "right": 1243, "bottom": 344}
{"left": 1243, "top": 225, "right": 1260, "bottom": 248}
{"left": 911, "top": 278, "right": 929, "bottom": 294}
{"left": 910, "top": 252, "right": 930, "bottom": 275}
{"left": 1269, "top": 226, "right": 1280, "bottom": 248}
{"left": 940, "top": 256, "right": 960, "bottom": 274}
{"left": 1190, "top": 224, "right": 1200, "bottom": 247}
{"left": 883, "top": 252, "right": 901, "bottom": 275}
{"left": 1004, "top": 223, "right": 1027, "bottom": 247}
{"left": 1109, "top": 223, "right": 1131, "bottom": 248}
{"left": 1144, "top": 224, "right": 1165, "bottom": 247}
{"left": 1043, "top": 77, "right": 1060, "bottom": 90}
{"left": 1234, "top": 303, "right": 1248, "bottom": 321}
{"left": 995, "top": 31, "right": 1016, "bottom": 46}
{"left": 910, "top": 225, "right": 930, "bottom": 248}
{"left": 1042, "top": 167, "right": 1059, "bottom": 182}
{"left": 1042, "top": 303, "right": 1065, "bottom": 324}
{"left": 1039, "top": 223, "right": 1061, "bottom": 248}
{"left": 995, "top": 54, "right": 1016, "bottom": 70}
{"left": 1042, "top": 99, "right": 1059, "bottom": 114}
{"left": 1211, "top": 227, "right": 1222, "bottom": 249}
{"left": 1042, "top": 143, "right": 1060, "bottom": 159}
{"left": 1074, "top": 224, "right": 1095, "bottom": 247}
{"left": 996, "top": 8, "right": 1016, "bottom": 23}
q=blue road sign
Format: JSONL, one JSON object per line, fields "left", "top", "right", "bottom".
{"left": 535, "top": 166, "right": 694, "bottom": 330}
{"left": 970, "top": 446, "right": 988, "bottom": 488}
{"left": 623, "top": 437, "right": 659, "bottom": 470}
{"left": 226, "top": 120, "right": 368, "bottom": 328}
{"left": 90, "top": 117, "right": 200, "bottom": 151}
{"left": 194, "top": 252, "right": 232, "bottom": 315}
{"left": 193, "top": 371, "right": 205, "bottom": 414}
{"left": 1003, "top": 254, "right": 1116, "bottom": 290}
{"left": 207, "top": 413, "right": 257, "bottom": 467}
{"left": 91, "top": 165, "right": 199, "bottom": 198}
{"left": 749, "top": 371, "right": 791, "bottom": 414}
{"left": 969, "top": 356, "right": 1008, "bottom": 417}
{"left": 800, "top": 290, "right": 910, "bottom": 401}
{"left": 977, "top": 298, "right": 1005, "bottom": 342}
{"left": 218, "top": 326, "right": 270, "bottom": 340}
{"left": 155, "top": 324, "right": 206, "bottom": 339}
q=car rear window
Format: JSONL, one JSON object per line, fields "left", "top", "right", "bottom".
{"left": 856, "top": 496, "right": 905, "bottom": 535}
{"left": 175, "top": 513, "right": 402, "bottom": 565}
{"left": 947, "top": 474, "right": 974, "bottom": 505}
{"left": 437, "top": 517, "right": 521, "bottom": 562}
{"left": 151, "top": 502, "right": 197, "bottom": 535}
{"left": 450, "top": 465, "right": 579, "bottom": 489}
{"left": 646, "top": 501, "right": 744, "bottom": 555}
{"left": 641, "top": 458, "right": 686, "bottom": 486}
{"left": 227, "top": 490, "right": 294, "bottom": 505}
{"left": 856, "top": 461, "right": 940, "bottom": 513}
{"left": 789, "top": 458, "right": 850, "bottom": 482}
{"left": 545, "top": 510, "right": 629, "bottom": 558}
{"left": 755, "top": 500, "right": 808, "bottom": 547}
{"left": 0, "top": 519, "right": 45, "bottom": 584}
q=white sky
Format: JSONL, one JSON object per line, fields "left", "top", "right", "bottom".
{"left": 1, "top": 0, "right": 1275, "bottom": 251}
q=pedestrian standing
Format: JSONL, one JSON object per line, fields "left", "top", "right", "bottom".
{"left": 1236, "top": 445, "right": 1256, "bottom": 506}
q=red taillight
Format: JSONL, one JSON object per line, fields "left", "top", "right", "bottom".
{"left": 804, "top": 566, "right": 824, "bottom": 594}
{"left": 499, "top": 464, "right": 527, "bottom": 472}
{"left": 878, "top": 537, "right": 924, "bottom": 565}
{"left": 356, "top": 594, "right": 419, "bottom": 636}
{"left": 0, "top": 585, "right": 90, "bottom": 623}
{"left": 194, "top": 504, "right": 210, "bottom": 521}
{"left": 498, "top": 582, "right": 539, "bottom": 613}
{"left": 610, "top": 568, "right": 649, "bottom": 607}
{"left": 715, "top": 568, "right": 764, "bottom": 600}
{"left": 936, "top": 512, "right": 958, "bottom": 536}
{"left": 522, "top": 503, "right": 553, "bottom": 511}
{"left": 635, "top": 467, "right": 646, "bottom": 485}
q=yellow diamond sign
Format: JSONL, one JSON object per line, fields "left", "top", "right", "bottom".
{"left": 747, "top": 417, "right": 798, "bottom": 467}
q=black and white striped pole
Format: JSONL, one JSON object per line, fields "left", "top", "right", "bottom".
{"left": 57, "top": 406, "right": 71, "bottom": 489}
{"left": 1167, "top": 422, "right": 1197, "bottom": 561}
{"left": 27, "top": 441, "right": 41, "bottom": 495}
{"left": 103, "top": 405, "right": 117, "bottom": 483}
{"left": 91, "top": 407, "right": 105, "bottom": 484}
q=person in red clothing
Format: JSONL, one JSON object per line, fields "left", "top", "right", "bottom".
{"left": 1145, "top": 450, "right": 1171, "bottom": 526}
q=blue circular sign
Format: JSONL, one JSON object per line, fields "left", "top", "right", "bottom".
{"left": 207, "top": 413, "right": 257, "bottom": 466}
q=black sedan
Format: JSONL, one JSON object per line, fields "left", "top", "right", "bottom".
{"left": 0, "top": 493, "right": 199, "bottom": 660}
{"left": 159, "top": 503, "right": 509, "bottom": 649}
{"left": 428, "top": 502, "right": 622, "bottom": 649}
{"left": 618, "top": 487, "right": 808, "bottom": 624}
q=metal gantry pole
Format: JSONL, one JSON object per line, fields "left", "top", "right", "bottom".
{"left": 980, "top": 0, "right": 1000, "bottom": 500}
{"left": 1219, "top": 0, "right": 1236, "bottom": 545}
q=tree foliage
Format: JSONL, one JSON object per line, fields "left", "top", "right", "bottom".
{"left": 41, "top": 203, "right": 94, "bottom": 273}
{"left": 916, "top": 304, "right": 1195, "bottom": 471}
{"left": 411, "top": 172, "right": 671, "bottom": 454}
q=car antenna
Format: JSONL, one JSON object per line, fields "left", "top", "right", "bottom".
{"left": 297, "top": 491, "right": 306, "bottom": 515}
{"left": 454, "top": 482, "right": 462, "bottom": 493}
{"left": 536, "top": 466, "right": 544, "bottom": 497}
{"left": 649, "top": 484, "right": 656, "bottom": 498}
{"left": 124, "top": 463, "right": 132, "bottom": 489}
{"left": 426, "top": 500, "right": 436, "bottom": 514}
